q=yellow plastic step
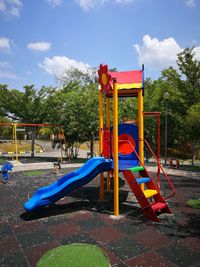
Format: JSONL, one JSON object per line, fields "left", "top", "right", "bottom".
{"left": 144, "top": 189, "right": 158, "bottom": 198}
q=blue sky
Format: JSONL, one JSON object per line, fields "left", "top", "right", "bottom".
{"left": 0, "top": 0, "right": 200, "bottom": 90}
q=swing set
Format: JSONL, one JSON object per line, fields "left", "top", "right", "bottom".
{"left": 0, "top": 122, "right": 65, "bottom": 161}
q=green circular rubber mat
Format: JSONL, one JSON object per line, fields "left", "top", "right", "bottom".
{"left": 187, "top": 199, "right": 200, "bottom": 209}
{"left": 37, "top": 243, "right": 110, "bottom": 267}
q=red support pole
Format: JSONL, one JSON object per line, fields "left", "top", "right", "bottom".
{"left": 0, "top": 122, "right": 61, "bottom": 127}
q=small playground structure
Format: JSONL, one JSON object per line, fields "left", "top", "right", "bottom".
{"left": 24, "top": 64, "right": 176, "bottom": 222}
{"left": 0, "top": 122, "right": 66, "bottom": 161}
{"left": 0, "top": 161, "right": 13, "bottom": 182}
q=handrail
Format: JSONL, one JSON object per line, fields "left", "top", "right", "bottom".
{"left": 118, "top": 138, "right": 176, "bottom": 201}
{"left": 142, "top": 138, "right": 176, "bottom": 200}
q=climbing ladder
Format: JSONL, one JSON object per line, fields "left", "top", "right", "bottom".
{"left": 123, "top": 165, "right": 174, "bottom": 222}
{"left": 121, "top": 137, "right": 176, "bottom": 222}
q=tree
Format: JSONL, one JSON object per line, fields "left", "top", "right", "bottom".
{"left": 186, "top": 102, "right": 200, "bottom": 165}
{"left": 0, "top": 84, "right": 54, "bottom": 157}
{"left": 45, "top": 68, "right": 100, "bottom": 158}
{"left": 177, "top": 47, "right": 200, "bottom": 106}
{"left": 56, "top": 85, "right": 99, "bottom": 158}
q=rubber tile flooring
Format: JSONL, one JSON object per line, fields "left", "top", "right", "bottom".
{"left": 0, "top": 167, "right": 199, "bottom": 267}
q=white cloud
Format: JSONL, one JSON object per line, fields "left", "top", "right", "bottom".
{"left": 0, "top": 37, "right": 13, "bottom": 52}
{"left": 185, "top": 0, "right": 196, "bottom": 7}
{"left": 47, "top": 0, "right": 63, "bottom": 7}
{"left": 75, "top": 0, "right": 134, "bottom": 11}
{"left": 26, "top": 70, "right": 32, "bottom": 75}
{"left": 0, "top": 0, "right": 23, "bottom": 18}
{"left": 0, "top": 61, "right": 10, "bottom": 68}
{"left": 0, "top": 60, "right": 19, "bottom": 79}
{"left": 27, "top": 42, "right": 51, "bottom": 52}
{"left": 115, "top": 0, "right": 134, "bottom": 4}
{"left": 0, "top": 1, "right": 6, "bottom": 12}
{"left": 39, "top": 56, "right": 92, "bottom": 80}
{"left": 75, "top": 0, "right": 105, "bottom": 11}
{"left": 194, "top": 46, "right": 200, "bottom": 60}
{"left": 0, "top": 70, "right": 19, "bottom": 79}
{"left": 134, "top": 35, "right": 182, "bottom": 70}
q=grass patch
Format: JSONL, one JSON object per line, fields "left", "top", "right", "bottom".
{"left": 24, "top": 170, "right": 47, "bottom": 177}
{"left": 187, "top": 199, "right": 200, "bottom": 209}
{"left": 37, "top": 243, "right": 110, "bottom": 267}
{"left": 0, "top": 157, "right": 6, "bottom": 163}
{"left": 0, "top": 141, "right": 43, "bottom": 153}
{"left": 69, "top": 158, "right": 88, "bottom": 163}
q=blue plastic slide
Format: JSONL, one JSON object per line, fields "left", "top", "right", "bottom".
{"left": 24, "top": 157, "right": 112, "bottom": 212}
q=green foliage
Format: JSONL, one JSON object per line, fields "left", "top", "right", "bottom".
{"left": 0, "top": 48, "right": 199, "bottom": 162}
{"left": 0, "top": 84, "right": 53, "bottom": 123}
{"left": 143, "top": 47, "right": 200, "bottom": 160}
{"left": 0, "top": 116, "right": 12, "bottom": 139}
{"left": 186, "top": 102, "right": 200, "bottom": 140}
{"left": 177, "top": 47, "right": 200, "bottom": 106}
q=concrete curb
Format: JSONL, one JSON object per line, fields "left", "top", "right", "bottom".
{"left": 0, "top": 161, "right": 199, "bottom": 178}
{"left": 0, "top": 161, "right": 84, "bottom": 172}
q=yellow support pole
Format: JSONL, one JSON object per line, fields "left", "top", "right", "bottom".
{"left": 138, "top": 89, "right": 144, "bottom": 163}
{"left": 138, "top": 89, "right": 144, "bottom": 189}
{"left": 106, "top": 97, "right": 111, "bottom": 191}
{"left": 99, "top": 90, "right": 104, "bottom": 201}
{"left": 113, "top": 80, "right": 119, "bottom": 216}
{"left": 12, "top": 125, "right": 15, "bottom": 161}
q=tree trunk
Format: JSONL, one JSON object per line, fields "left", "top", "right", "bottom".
{"left": 90, "top": 138, "right": 94, "bottom": 158}
{"left": 75, "top": 143, "right": 80, "bottom": 158}
{"left": 191, "top": 140, "right": 195, "bottom": 166}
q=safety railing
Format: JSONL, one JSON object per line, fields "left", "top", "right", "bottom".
{"left": 118, "top": 138, "right": 176, "bottom": 201}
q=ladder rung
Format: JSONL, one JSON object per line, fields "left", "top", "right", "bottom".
{"left": 130, "top": 166, "right": 144, "bottom": 172}
{"left": 136, "top": 177, "right": 150, "bottom": 184}
{"left": 151, "top": 202, "right": 167, "bottom": 212}
{"left": 144, "top": 189, "right": 158, "bottom": 198}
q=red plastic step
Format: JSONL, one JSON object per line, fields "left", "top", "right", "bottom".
{"left": 151, "top": 202, "right": 167, "bottom": 212}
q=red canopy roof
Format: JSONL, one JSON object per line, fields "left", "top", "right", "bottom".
{"left": 98, "top": 64, "right": 144, "bottom": 96}
{"left": 108, "top": 70, "right": 143, "bottom": 84}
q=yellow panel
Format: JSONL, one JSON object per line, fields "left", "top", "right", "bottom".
{"left": 118, "top": 83, "right": 143, "bottom": 90}
{"left": 144, "top": 189, "right": 158, "bottom": 198}
{"left": 98, "top": 83, "right": 143, "bottom": 91}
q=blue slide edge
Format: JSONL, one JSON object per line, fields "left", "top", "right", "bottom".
{"left": 24, "top": 157, "right": 112, "bottom": 212}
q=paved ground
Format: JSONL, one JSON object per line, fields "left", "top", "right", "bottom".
{"left": 0, "top": 164, "right": 199, "bottom": 267}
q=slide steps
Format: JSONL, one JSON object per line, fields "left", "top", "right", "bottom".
{"left": 123, "top": 166, "right": 171, "bottom": 222}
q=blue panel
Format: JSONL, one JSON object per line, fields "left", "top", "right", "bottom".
{"left": 118, "top": 123, "right": 139, "bottom": 161}
{"left": 112, "top": 159, "right": 138, "bottom": 171}
{"left": 24, "top": 157, "right": 112, "bottom": 212}
{"left": 136, "top": 177, "right": 150, "bottom": 184}
{"left": 111, "top": 123, "right": 139, "bottom": 164}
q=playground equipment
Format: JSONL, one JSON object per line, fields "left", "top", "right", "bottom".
{"left": 97, "top": 64, "right": 175, "bottom": 221}
{"left": 24, "top": 157, "right": 112, "bottom": 211}
{"left": 0, "top": 161, "right": 13, "bottom": 182}
{"left": 24, "top": 64, "right": 175, "bottom": 222}
{"left": 0, "top": 122, "right": 61, "bottom": 161}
